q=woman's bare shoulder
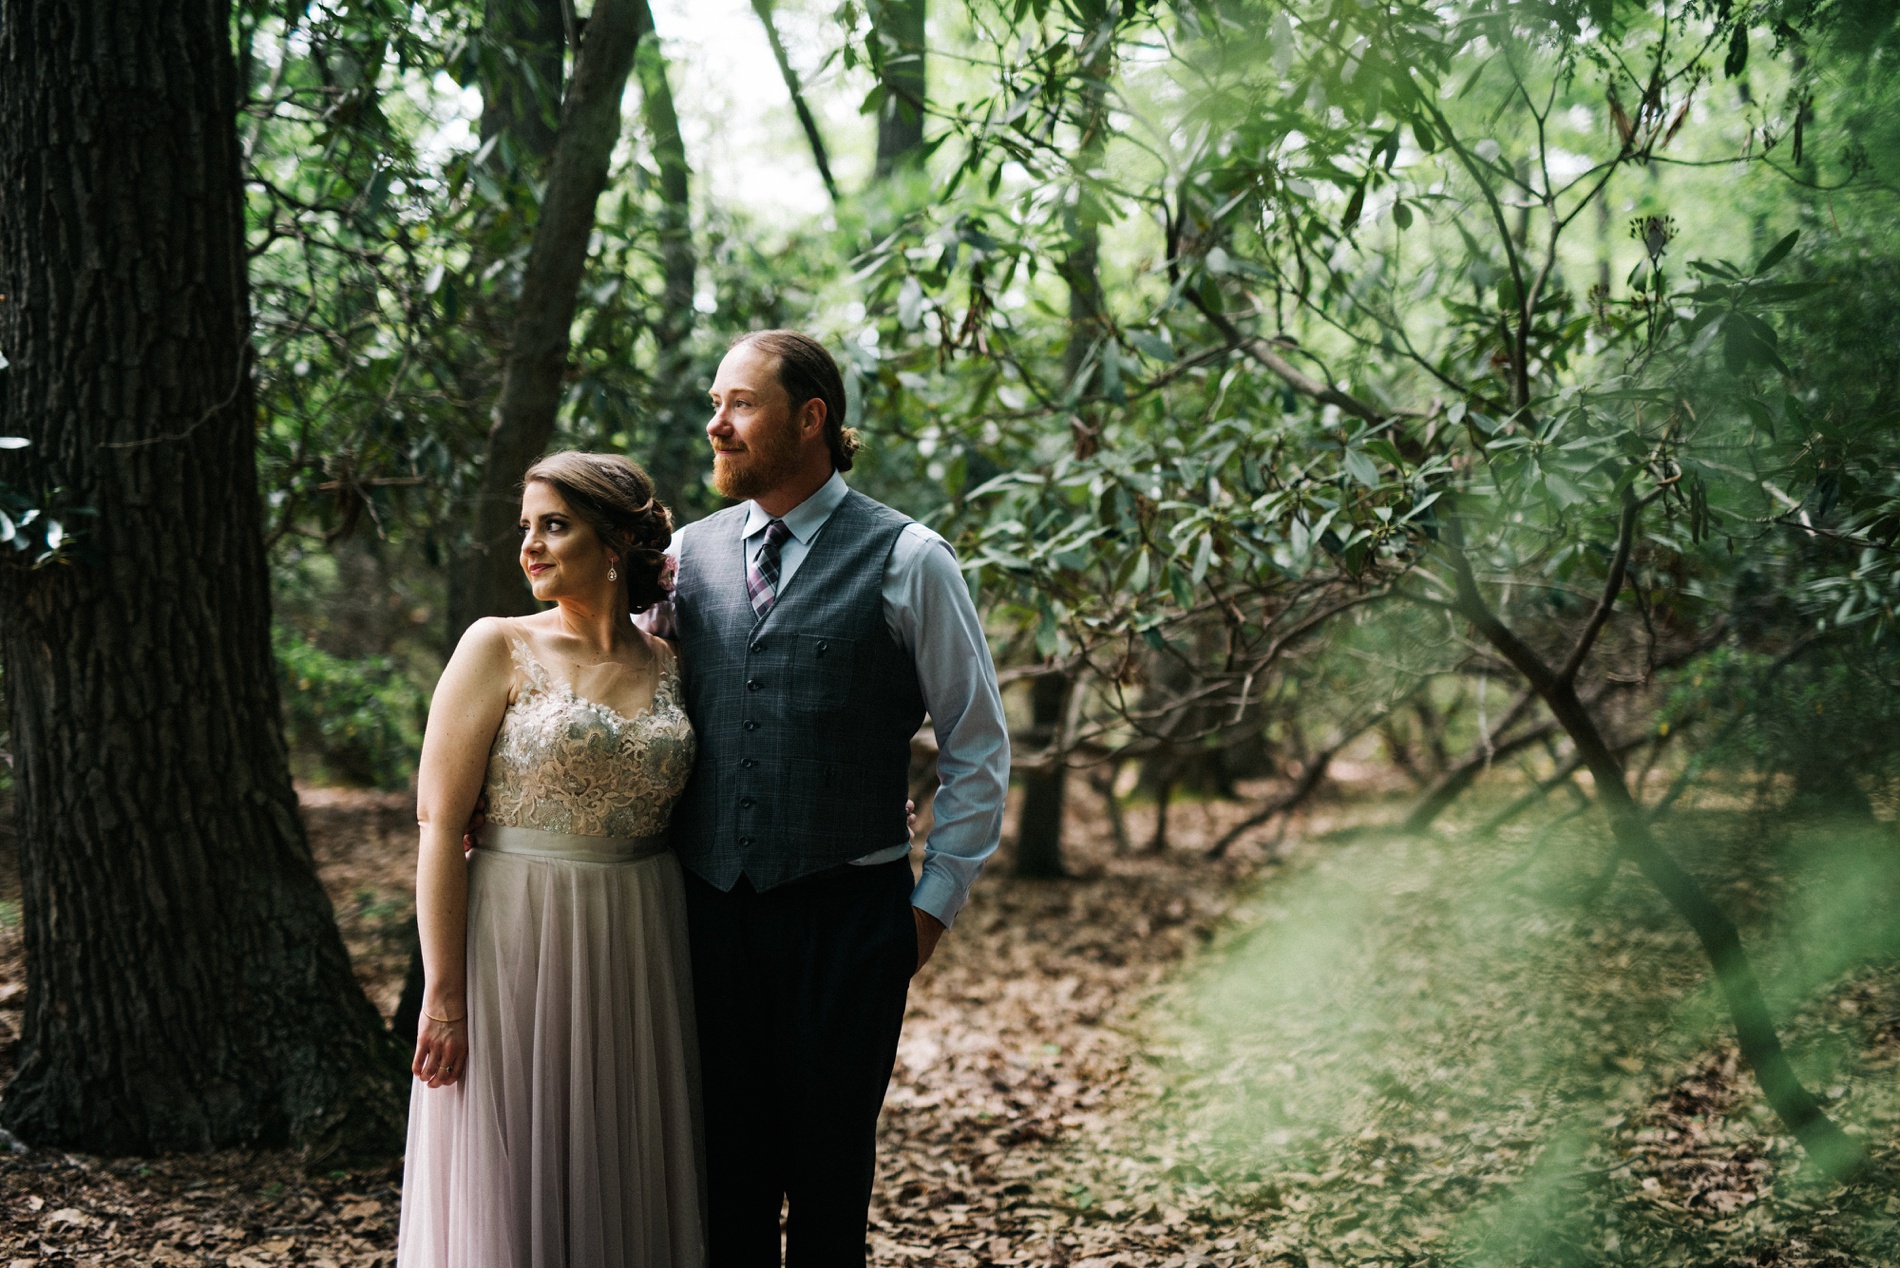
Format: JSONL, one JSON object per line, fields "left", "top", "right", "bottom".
{"left": 441, "top": 618, "right": 527, "bottom": 696}
{"left": 455, "top": 615, "right": 521, "bottom": 658}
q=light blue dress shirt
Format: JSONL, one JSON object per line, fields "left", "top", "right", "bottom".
{"left": 647, "top": 472, "right": 1009, "bottom": 929}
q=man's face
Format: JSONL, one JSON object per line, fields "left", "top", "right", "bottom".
{"left": 707, "top": 343, "right": 805, "bottom": 502}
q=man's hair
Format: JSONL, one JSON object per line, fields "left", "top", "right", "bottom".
{"left": 732, "top": 329, "right": 860, "bottom": 471}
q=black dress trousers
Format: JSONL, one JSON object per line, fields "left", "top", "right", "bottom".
{"left": 683, "top": 858, "right": 917, "bottom": 1267}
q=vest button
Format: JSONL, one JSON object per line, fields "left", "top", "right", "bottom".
{"left": 816, "top": 640, "right": 828, "bottom": 654}
{"left": 740, "top": 836, "right": 754, "bottom": 848}
{"left": 741, "top": 758, "right": 757, "bottom": 769}
{"left": 750, "top": 642, "right": 764, "bottom": 654}
{"left": 746, "top": 678, "right": 762, "bottom": 691}
{"left": 743, "top": 719, "right": 758, "bottom": 732}
{"left": 740, "top": 797, "right": 756, "bottom": 809}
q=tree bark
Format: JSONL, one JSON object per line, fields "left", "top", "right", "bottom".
{"left": 632, "top": 13, "right": 706, "bottom": 514}
{"left": 1013, "top": 671, "right": 1070, "bottom": 878}
{"left": 1011, "top": 59, "right": 1114, "bottom": 875}
{"left": 870, "top": 0, "right": 926, "bottom": 177}
{"left": 0, "top": 0, "right": 406, "bottom": 1160}
{"left": 447, "top": 0, "right": 651, "bottom": 647}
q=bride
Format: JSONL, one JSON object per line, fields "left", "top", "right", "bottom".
{"left": 397, "top": 451, "right": 703, "bottom": 1267}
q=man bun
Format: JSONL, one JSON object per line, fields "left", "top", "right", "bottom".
{"left": 732, "top": 329, "right": 859, "bottom": 471}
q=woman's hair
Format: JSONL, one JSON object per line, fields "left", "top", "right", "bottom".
{"left": 731, "top": 329, "right": 861, "bottom": 471}
{"left": 522, "top": 451, "right": 674, "bottom": 613}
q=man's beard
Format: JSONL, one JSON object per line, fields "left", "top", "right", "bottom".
{"left": 712, "top": 415, "right": 804, "bottom": 501}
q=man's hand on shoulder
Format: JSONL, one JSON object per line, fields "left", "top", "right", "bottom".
{"left": 912, "top": 907, "right": 946, "bottom": 975}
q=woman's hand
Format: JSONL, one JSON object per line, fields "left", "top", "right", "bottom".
{"left": 462, "top": 788, "right": 489, "bottom": 854}
{"left": 413, "top": 1011, "right": 468, "bottom": 1088}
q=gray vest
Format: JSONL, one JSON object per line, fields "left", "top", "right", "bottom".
{"left": 671, "top": 489, "right": 926, "bottom": 892}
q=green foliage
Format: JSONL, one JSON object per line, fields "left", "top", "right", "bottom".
{"left": 221, "top": 0, "right": 1900, "bottom": 800}
{"left": 1665, "top": 642, "right": 1900, "bottom": 812}
{"left": 273, "top": 625, "right": 427, "bottom": 790}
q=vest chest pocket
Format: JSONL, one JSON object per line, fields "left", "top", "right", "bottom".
{"left": 790, "top": 634, "right": 857, "bottom": 711}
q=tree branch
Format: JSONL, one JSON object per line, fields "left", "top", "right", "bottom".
{"left": 1185, "top": 287, "right": 1388, "bottom": 423}
{"left": 1557, "top": 485, "right": 1641, "bottom": 687}
{"left": 750, "top": 0, "right": 839, "bottom": 202}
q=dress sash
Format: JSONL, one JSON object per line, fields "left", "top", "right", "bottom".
{"left": 479, "top": 824, "right": 670, "bottom": 865}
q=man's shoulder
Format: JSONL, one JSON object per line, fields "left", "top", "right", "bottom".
{"left": 891, "top": 520, "right": 955, "bottom": 566}
{"left": 673, "top": 504, "right": 747, "bottom": 554}
{"left": 840, "top": 487, "right": 915, "bottom": 530}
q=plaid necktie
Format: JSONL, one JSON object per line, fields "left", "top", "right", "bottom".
{"left": 746, "top": 518, "right": 793, "bottom": 621}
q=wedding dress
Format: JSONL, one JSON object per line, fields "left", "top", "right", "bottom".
{"left": 398, "top": 633, "right": 704, "bottom": 1267}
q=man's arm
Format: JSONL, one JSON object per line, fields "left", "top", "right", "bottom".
{"left": 887, "top": 524, "right": 1009, "bottom": 965}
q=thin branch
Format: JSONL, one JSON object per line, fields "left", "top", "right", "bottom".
{"left": 1556, "top": 485, "right": 1641, "bottom": 687}
{"left": 1186, "top": 290, "right": 1389, "bottom": 423}
{"left": 750, "top": 0, "right": 839, "bottom": 202}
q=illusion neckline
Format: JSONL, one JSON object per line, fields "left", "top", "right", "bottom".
{"left": 508, "top": 635, "right": 675, "bottom": 730}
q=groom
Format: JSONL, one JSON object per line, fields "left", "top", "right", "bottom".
{"left": 658, "top": 330, "right": 1008, "bottom": 1265}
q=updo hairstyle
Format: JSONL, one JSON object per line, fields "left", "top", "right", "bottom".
{"left": 522, "top": 451, "right": 674, "bottom": 613}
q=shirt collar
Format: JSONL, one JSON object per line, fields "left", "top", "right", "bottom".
{"left": 742, "top": 470, "right": 848, "bottom": 545}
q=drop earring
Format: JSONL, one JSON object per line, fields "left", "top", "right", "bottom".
{"left": 609, "top": 566, "right": 618, "bottom": 582}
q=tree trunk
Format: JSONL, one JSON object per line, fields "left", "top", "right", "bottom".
{"left": 447, "top": 0, "right": 651, "bottom": 647}
{"left": 1014, "top": 671, "right": 1070, "bottom": 878}
{"left": 0, "top": 0, "right": 406, "bottom": 1161}
{"left": 870, "top": 0, "right": 926, "bottom": 177}
{"left": 633, "top": 14, "right": 705, "bottom": 514}
{"left": 1012, "top": 61, "right": 1114, "bottom": 876}
{"left": 1442, "top": 513, "right": 1864, "bottom": 1178}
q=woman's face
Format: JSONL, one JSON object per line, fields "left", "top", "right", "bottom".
{"left": 519, "top": 481, "right": 615, "bottom": 604}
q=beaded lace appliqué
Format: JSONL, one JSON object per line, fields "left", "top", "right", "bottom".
{"left": 483, "top": 638, "right": 697, "bottom": 839}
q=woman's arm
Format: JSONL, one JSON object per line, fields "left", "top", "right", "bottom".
{"left": 411, "top": 617, "right": 515, "bottom": 1087}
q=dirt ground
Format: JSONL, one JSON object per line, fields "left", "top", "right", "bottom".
{"left": 0, "top": 778, "right": 1304, "bottom": 1267}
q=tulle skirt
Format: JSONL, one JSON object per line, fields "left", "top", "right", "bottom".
{"left": 397, "top": 836, "right": 704, "bottom": 1268}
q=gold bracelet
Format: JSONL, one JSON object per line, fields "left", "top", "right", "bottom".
{"left": 424, "top": 1008, "right": 465, "bottom": 1024}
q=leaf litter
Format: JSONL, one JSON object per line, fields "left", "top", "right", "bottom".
{"left": 1, "top": 781, "right": 1897, "bottom": 1265}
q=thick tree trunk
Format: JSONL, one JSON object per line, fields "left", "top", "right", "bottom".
{"left": 447, "top": 0, "right": 651, "bottom": 646}
{"left": 1013, "top": 672, "right": 1070, "bottom": 878}
{"left": 870, "top": 0, "right": 926, "bottom": 177}
{"left": 0, "top": 0, "right": 406, "bottom": 1160}
{"left": 633, "top": 16, "right": 706, "bottom": 514}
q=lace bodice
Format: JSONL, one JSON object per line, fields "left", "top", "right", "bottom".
{"left": 483, "top": 636, "right": 697, "bottom": 839}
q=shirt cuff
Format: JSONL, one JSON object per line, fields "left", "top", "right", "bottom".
{"left": 908, "top": 865, "right": 967, "bottom": 930}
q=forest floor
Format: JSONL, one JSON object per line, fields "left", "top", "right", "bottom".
{"left": 1, "top": 773, "right": 1898, "bottom": 1266}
